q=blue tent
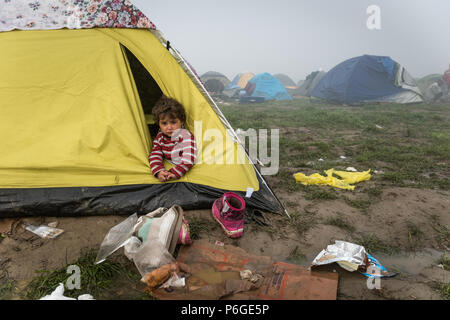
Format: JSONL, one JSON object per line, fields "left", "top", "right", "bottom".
{"left": 244, "top": 72, "right": 293, "bottom": 101}
{"left": 311, "top": 55, "right": 423, "bottom": 104}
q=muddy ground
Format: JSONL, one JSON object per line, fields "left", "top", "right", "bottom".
{"left": 0, "top": 183, "right": 448, "bottom": 300}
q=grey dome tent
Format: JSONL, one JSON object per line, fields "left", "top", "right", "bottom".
{"left": 273, "top": 73, "right": 297, "bottom": 88}
{"left": 200, "top": 71, "right": 231, "bottom": 88}
{"left": 295, "top": 71, "right": 326, "bottom": 97}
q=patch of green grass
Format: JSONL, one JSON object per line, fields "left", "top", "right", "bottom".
{"left": 433, "top": 282, "right": 450, "bottom": 300}
{"left": 0, "top": 276, "right": 15, "bottom": 299}
{"left": 0, "top": 258, "right": 15, "bottom": 299}
{"left": 366, "top": 186, "right": 383, "bottom": 198}
{"left": 344, "top": 197, "right": 372, "bottom": 212}
{"left": 407, "top": 222, "right": 424, "bottom": 250}
{"left": 324, "top": 215, "right": 355, "bottom": 232}
{"left": 221, "top": 100, "right": 450, "bottom": 191}
{"left": 429, "top": 214, "right": 450, "bottom": 248}
{"left": 290, "top": 209, "right": 317, "bottom": 237}
{"left": 287, "top": 246, "right": 306, "bottom": 263}
{"left": 23, "top": 250, "right": 136, "bottom": 300}
{"left": 289, "top": 183, "right": 339, "bottom": 200}
{"left": 380, "top": 171, "right": 409, "bottom": 185}
{"left": 436, "top": 253, "right": 450, "bottom": 271}
{"left": 362, "top": 125, "right": 383, "bottom": 134}
{"left": 358, "top": 234, "right": 400, "bottom": 255}
{"left": 304, "top": 186, "right": 339, "bottom": 200}
{"left": 188, "top": 217, "right": 211, "bottom": 240}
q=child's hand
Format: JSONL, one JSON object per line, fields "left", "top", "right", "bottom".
{"left": 157, "top": 170, "right": 171, "bottom": 182}
{"left": 167, "top": 172, "right": 178, "bottom": 181}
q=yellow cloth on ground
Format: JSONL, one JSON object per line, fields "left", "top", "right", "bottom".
{"left": 293, "top": 169, "right": 371, "bottom": 190}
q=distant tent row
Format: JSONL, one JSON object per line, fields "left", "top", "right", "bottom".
{"left": 202, "top": 54, "right": 431, "bottom": 105}
{"left": 220, "top": 72, "right": 292, "bottom": 102}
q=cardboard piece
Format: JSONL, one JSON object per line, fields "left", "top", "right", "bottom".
{"left": 152, "top": 240, "right": 338, "bottom": 300}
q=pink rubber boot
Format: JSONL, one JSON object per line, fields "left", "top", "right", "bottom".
{"left": 212, "top": 192, "right": 245, "bottom": 238}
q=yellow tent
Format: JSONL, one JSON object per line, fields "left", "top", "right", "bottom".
{"left": 0, "top": 1, "right": 283, "bottom": 217}
{"left": 237, "top": 73, "right": 255, "bottom": 89}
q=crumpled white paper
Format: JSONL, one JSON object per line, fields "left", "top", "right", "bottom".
{"left": 311, "top": 240, "right": 366, "bottom": 271}
{"left": 39, "top": 283, "right": 95, "bottom": 300}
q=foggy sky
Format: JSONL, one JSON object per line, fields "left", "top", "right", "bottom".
{"left": 133, "top": 0, "right": 450, "bottom": 83}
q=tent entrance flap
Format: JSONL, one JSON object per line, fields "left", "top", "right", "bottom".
{"left": 122, "top": 45, "right": 162, "bottom": 139}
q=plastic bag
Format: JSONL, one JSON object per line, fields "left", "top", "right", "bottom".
{"left": 132, "top": 235, "right": 175, "bottom": 277}
{"left": 123, "top": 236, "right": 142, "bottom": 261}
{"left": 129, "top": 207, "right": 184, "bottom": 276}
{"left": 95, "top": 213, "right": 138, "bottom": 264}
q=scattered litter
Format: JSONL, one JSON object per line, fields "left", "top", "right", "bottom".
{"left": 152, "top": 240, "right": 339, "bottom": 300}
{"left": 374, "top": 170, "right": 384, "bottom": 174}
{"left": 160, "top": 272, "right": 186, "bottom": 289}
{"left": 39, "top": 283, "right": 95, "bottom": 300}
{"left": 77, "top": 294, "right": 95, "bottom": 300}
{"left": 311, "top": 240, "right": 397, "bottom": 278}
{"left": 245, "top": 187, "right": 254, "bottom": 198}
{"left": 375, "top": 124, "right": 383, "bottom": 129}
{"left": 346, "top": 167, "right": 357, "bottom": 172}
{"left": 25, "top": 224, "right": 64, "bottom": 239}
{"left": 318, "top": 158, "right": 324, "bottom": 161}
{"left": 240, "top": 270, "right": 263, "bottom": 283}
{"left": 47, "top": 221, "right": 58, "bottom": 228}
{"left": 141, "top": 262, "right": 190, "bottom": 293}
{"left": 340, "top": 155, "right": 347, "bottom": 159}
{"left": 294, "top": 168, "right": 371, "bottom": 190}
{"left": 214, "top": 240, "right": 224, "bottom": 247}
{"left": 95, "top": 206, "right": 190, "bottom": 277}
{"left": 437, "top": 264, "right": 444, "bottom": 270}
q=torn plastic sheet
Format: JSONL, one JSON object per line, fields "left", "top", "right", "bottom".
{"left": 311, "top": 240, "right": 396, "bottom": 278}
{"left": 95, "top": 213, "right": 138, "bottom": 264}
{"left": 293, "top": 168, "right": 371, "bottom": 190}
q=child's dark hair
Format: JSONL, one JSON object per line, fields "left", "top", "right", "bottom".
{"left": 152, "top": 95, "right": 186, "bottom": 124}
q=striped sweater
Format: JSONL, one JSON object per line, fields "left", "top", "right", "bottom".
{"left": 149, "top": 130, "right": 197, "bottom": 179}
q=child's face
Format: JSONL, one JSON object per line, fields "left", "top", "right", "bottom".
{"left": 159, "top": 115, "right": 183, "bottom": 137}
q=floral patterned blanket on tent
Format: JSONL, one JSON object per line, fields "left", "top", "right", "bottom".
{"left": 0, "top": 0, "right": 156, "bottom": 32}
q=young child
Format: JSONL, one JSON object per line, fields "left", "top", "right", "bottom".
{"left": 149, "top": 96, "right": 197, "bottom": 182}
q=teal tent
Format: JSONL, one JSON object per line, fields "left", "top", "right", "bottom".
{"left": 244, "top": 73, "right": 293, "bottom": 101}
